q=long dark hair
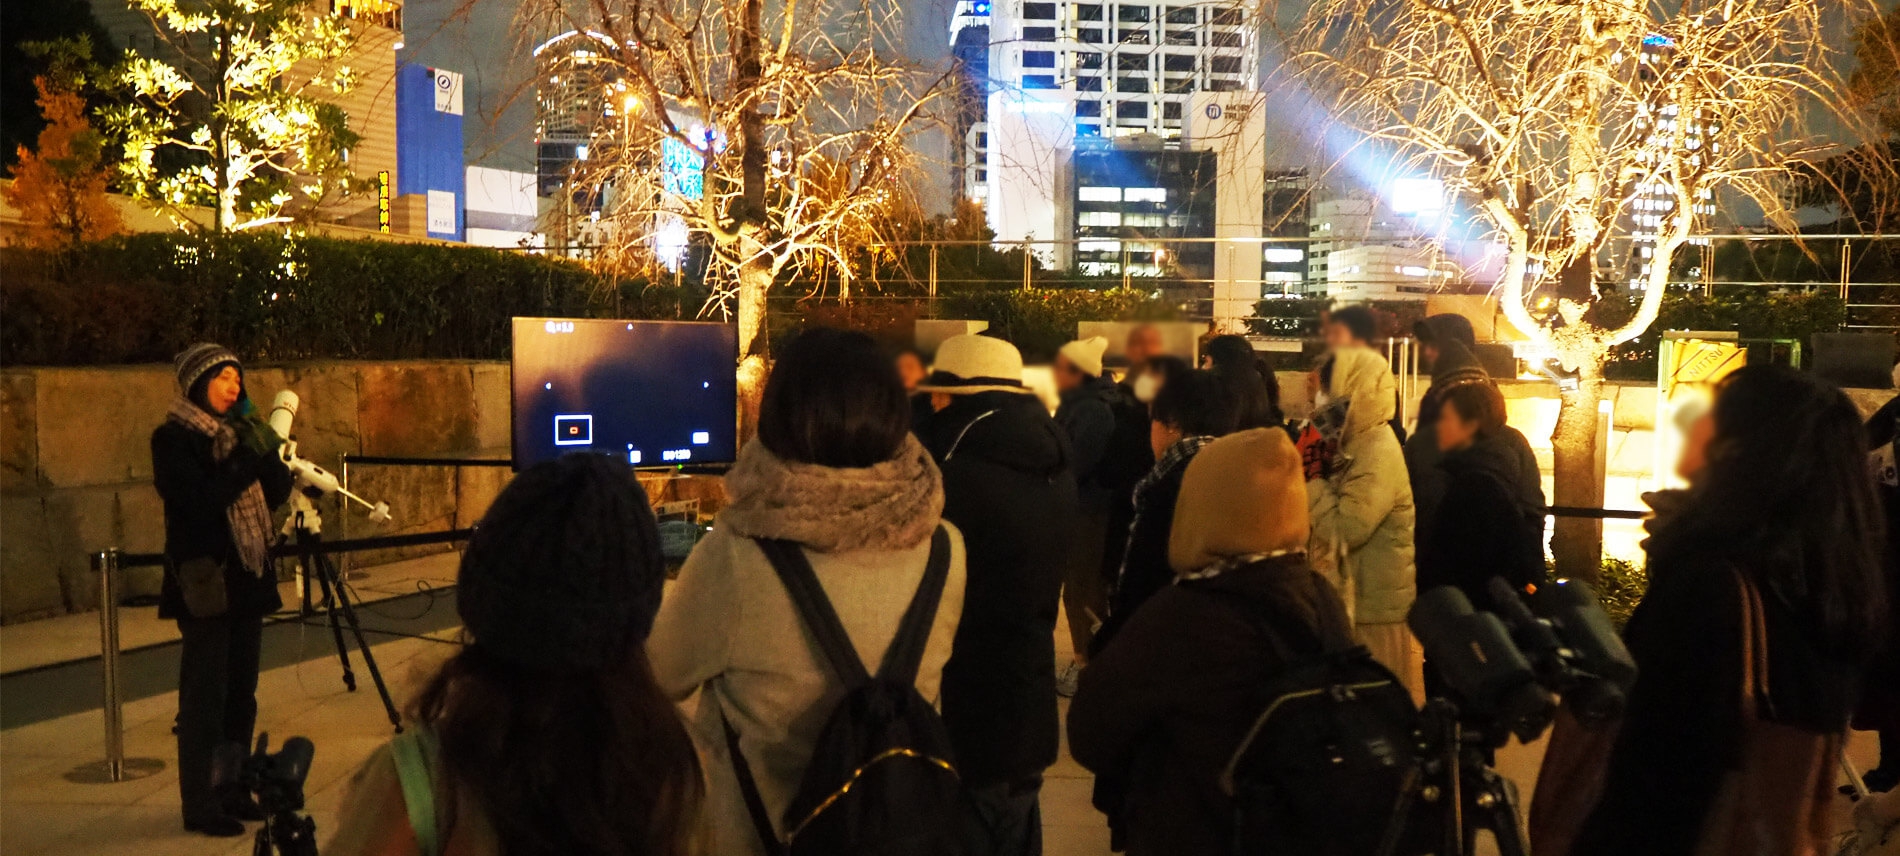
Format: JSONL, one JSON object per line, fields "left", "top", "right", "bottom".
{"left": 1203, "top": 335, "right": 1283, "bottom": 428}
{"left": 413, "top": 456, "right": 704, "bottom": 856}
{"left": 1654, "top": 365, "right": 1888, "bottom": 656}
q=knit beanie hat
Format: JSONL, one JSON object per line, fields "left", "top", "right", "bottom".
{"left": 174, "top": 342, "right": 241, "bottom": 397}
{"left": 1059, "top": 336, "right": 1109, "bottom": 378}
{"left": 457, "top": 454, "right": 665, "bottom": 671}
{"left": 1169, "top": 428, "right": 1309, "bottom": 574}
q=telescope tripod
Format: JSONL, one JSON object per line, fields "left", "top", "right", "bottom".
{"left": 286, "top": 497, "right": 402, "bottom": 733}
{"left": 1378, "top": 699, "right": 1527, "bottom": 856}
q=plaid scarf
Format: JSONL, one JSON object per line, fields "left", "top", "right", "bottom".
{"left": 1113, "top": 434, "right": 1217, "bottom": 590}
{"left": 167, "top": 395, "right": 274, "bottom": 577}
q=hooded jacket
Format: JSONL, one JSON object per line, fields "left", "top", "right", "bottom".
{"left": 1306, "top": 347, "right": 1417, "bottom": 625}
{"left": 916, "top": 390, "right": 1078, "bottom": 786}
{"left": 1070, "top": 429, "right": 1352, "bottom": 856}
{"left": 1404, "top": 326, "right": 1545, "bottom": 542}
{"left": 1416, "top": 434, "right": 1547, "bottom": 611}
{"left": 648, "top": 438, "right": 968, "bottom": 855}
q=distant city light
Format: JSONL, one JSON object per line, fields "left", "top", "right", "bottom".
{"left": 1389, "top": 178, "right": 1445, "bottom": 214}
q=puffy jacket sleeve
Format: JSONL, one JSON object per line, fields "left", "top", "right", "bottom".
{"left": 647, "top": 529, "right": 739, "bottom": 702}
{"left": 1308, "top": 442, "right": 1403, "bottom": 551}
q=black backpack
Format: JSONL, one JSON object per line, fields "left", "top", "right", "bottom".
{"left": 1187, "top": 585, "right": 1429, "bottom": 856}
{"left": 727, "top": 528, "right": 961, "bottom": 856}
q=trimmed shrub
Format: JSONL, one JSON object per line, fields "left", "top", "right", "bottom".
{"left": 1, "top": 231, "right": 691, "bottom": 365}
{"left": 938, "top": 287, "right": 1179, "bottom": 362}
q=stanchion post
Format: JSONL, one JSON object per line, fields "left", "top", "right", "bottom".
{"left": 93, "top": 549, "right": 126, "bottom": 783}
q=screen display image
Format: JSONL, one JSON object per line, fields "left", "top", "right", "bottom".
{"left": 511, "top": 318, "right": 738, "bottom": 469}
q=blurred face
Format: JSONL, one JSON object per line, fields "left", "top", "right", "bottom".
{"left": 1420, "top": 341, "right": 1441, "bottom": 371}
{"left": 1677, "top": 411, "right": 1715, "bottom": 480}
{"left": 1436, "top": 405, "right": 1480, "bottom": 453}
{"left": 1126, "top": 326, "right": 1163, "bottom": 369}
{"left": 1323, "top": 321, "right": 1361, "bottom": 351}
{"left": 203, "top": 366, "right": 242, "bottom": 415}
{"left": 895, "top": 352, "right": 926, "bottom": 392}
{"left": 1151, "top": 419, "right": 1182, "bottom": 459}
{"left": 1054, "top": 356, "right": 1085, "bottom": 392}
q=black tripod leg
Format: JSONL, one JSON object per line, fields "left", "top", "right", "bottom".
{"left": 307, "top": 549, "right": 357, "bottom": 692}
{"left": 316, "top": 552, "right": 403, "bottom": 732}
{"left": 1463, "top": 769, "right": 1528, "bottom": 856}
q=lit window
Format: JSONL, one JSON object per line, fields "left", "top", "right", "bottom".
{"left": 1263, "top": 248, "right": 1304, "bottom": 263}
{"left": 1079, "top": 186, "right": 1122, "bottom": 202}
{"left": 1124, "top": 187, "right": 1166, "bottom": 202}
{"left": 1078, "top": 211, "right": 1123, "bottom": 227}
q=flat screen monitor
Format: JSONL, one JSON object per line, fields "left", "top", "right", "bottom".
{"left": 511, "top": 318, "right": 738, "bottom": 470}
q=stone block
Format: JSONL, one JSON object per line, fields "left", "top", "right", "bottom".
{"left": 35, "top": 366, "right": 176, "bottom": 488}
{"left": 246, "top": 362, "right": 361, "bottom": 470}
{"left": 116, "top": 485, "right": 168, "bottom": 599}
{"left": 43, "top": 487, "right": 123, "bottom": 612}
{"left": 340, "top": 464, "right": 458, "bottom": 567}
{"left": 355, "top": 363, "right": 479, "bottom": 458}
{"left": 454, "top": 465, "right": 513, "bottom": 529}
{"left": 2, "top": 371, "right": 39, "bottom": 493}
{"left": 0, "top": 495, "right": 65, "bottom": 622}
{"left": 470, "top": 362, "right": 513, "bottom": 454}
{"left": 1609, "top": 384, "right": 1657, "bottom": 432}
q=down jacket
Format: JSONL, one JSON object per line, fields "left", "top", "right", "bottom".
{"left": 1306, "top": 347, "right": 1417, "bottom": 625}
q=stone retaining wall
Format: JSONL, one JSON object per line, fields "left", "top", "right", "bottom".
{"left": 0, "top": 361, "right": 514, "bottom": 623}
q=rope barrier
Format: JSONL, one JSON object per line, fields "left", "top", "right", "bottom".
{"left": 340, "top": 455, "right": 512, "bottom": 467}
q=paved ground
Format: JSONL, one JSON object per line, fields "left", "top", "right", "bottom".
{"left": 0, "top": 587, "right": 1878, "bottom": 856}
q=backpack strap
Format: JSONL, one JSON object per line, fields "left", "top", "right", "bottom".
{"left": 755, "top": 538, "right": 874, "bottom": 687}
{"left": 724, "top": 719, "right": 788, "bottom": 856}
{"left": 874, "top": 526, "right": 952, "bottom": 686}
{"left": 388, "top": 727, "right": 442, "bottom": 856}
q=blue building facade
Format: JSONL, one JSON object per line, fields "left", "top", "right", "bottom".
{"left": 396, "top": 64, "right": 467, "bottom": 241}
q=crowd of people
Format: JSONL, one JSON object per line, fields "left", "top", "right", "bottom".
{"left": 148, "top": 317, "right": 1898, "bottom": 855}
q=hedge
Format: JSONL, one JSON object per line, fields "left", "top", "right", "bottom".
{"left": 1, "top": 231, "right": 691, "bottom": 365}
{"left": 1600, "top": 289, "right": 1846, "bottom": 380}
{"left": 937, "top": 287, "right": 1180, "bottom": 362}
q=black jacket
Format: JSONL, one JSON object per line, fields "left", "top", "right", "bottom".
{"left": 1575, "top": 546, "right": 1860, "bottom": 854}
{"left": 917, "top": 391, "right": 1079, "bottom": 786}
{"left": 1416, "top": 436, "right": 1547, "bottom": 611}
{"left": 1056, "top": 374, "right": 1121, "bottom": 510}
{"left": 1405, "top": 338, "right": 1544, "bottom": 542}
{"left": 1092, "top": 448, "right": 1194, "bottom": 656}
{"left": 151, "top": 422, "right": 293, "bottom": 619}
{"left": 1069, "top": 556, "right": 1355, "bottom": 856}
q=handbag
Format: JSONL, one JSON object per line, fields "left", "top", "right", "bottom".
{"left": 173, "top": 557, "right": 228, "bottom": 618}
{"left": 1527, "top": 704, "right": 1623, "bottom": 856}
{"left": 1693, "top": 570, "right": 1842, "bottom": 856}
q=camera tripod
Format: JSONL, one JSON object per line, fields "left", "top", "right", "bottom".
{"left": 1377, "top": 699, "right": 1528, "bottom": 856}
{"left": 284, "top": 493, "right": 403, "bottom": 733}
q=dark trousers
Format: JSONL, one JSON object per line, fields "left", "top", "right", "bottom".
{"left": 1061, "top": 509, "right": 1110, "bottom": 660}
{"left": 176, "top": 614, "right": 264, "bottom": 817}
{"left": 959, "top": 778, "right": 1043, "bottom": 856}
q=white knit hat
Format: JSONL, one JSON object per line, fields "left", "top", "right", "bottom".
{"left": 916, "top": 335, "right": 1035, "bottom": 396}
{"left": 1058, "top": 335, "right": 1109, "bottom": 378}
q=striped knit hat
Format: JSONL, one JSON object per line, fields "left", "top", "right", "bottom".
{"left": 173, "top": 343, "right": 241, "bottom": 395}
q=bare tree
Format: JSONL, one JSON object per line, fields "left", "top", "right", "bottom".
{"left": 513, "top": 0, "right": 950, "bottom": 433}
{"left": 1281, "top": 0, "right": 1875, "bottom": 577}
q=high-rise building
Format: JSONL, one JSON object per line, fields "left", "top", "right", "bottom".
{"left": 533, "top": 30, "right": 626, "bottom": 200}
{"left": 975, "top": 0, "right": 1257, "bottom": 245}
{"left": 950, "top": 0, "right": 994, "bottom": 203}
{"left": 1616, "top": 32, "right": 1717, "bottom": 291}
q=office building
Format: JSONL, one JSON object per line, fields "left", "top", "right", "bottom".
{"left": 950, "top": 0, "right": 993, "bottom": 203}
{"left": 1615, "top": 32, "right": 1717, "bottom": 291}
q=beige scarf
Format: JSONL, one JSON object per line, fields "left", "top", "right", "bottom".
{"left": 719, "top": 435, "right": 944, "bottom": 553}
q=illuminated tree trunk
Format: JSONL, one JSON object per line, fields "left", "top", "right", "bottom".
{"left": 735, "top": 255, "right": 772, "bottom": 442}
{"left": 1548, "top": 357, "right": 1606, "bottom": 582}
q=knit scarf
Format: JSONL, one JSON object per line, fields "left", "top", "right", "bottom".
{"left": 167, "top": 396, "right": 275, "bottom": 577}
{"left": 719, "top": 434, "right": 945, "bottom": 553}
{"left": 1177, "top": 549, "right": 1300, "bottom": 582}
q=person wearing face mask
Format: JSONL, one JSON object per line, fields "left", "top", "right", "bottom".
{"left": 1304, "top": 347, "right": 1423, "bottom": 702}
{"left": 152, "top": 343, "right": 294, "bottom": 837}
{"left": 1094, "top": 332, "right": 1172, "bottom": 652}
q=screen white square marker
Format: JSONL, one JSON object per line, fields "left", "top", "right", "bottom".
{"left": 692, "top": 431, "right": 710, "bottom": 445}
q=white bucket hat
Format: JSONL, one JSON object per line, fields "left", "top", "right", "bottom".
{"left": 916, "top": 334, "right": 1036, "bottom": 396}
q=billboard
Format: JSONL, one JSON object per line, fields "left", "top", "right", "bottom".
{"left": 396, "top": 64, "right": 466, "bottom": 240}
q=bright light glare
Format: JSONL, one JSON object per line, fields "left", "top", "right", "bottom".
{"left": 1263, "top": 248, "right": 1304, "bottom": 263}
{"left": 1389, "top": 178, "right": 1445, "bottom": 214}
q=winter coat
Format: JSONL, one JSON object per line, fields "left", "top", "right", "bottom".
{"left": 1416, "top": 435, "right": 1547, "bottom": 611}
{"left": 1306, "top": 348, "right": 1417, "bottom": 625}
{"left": 1057, "top": 374, "right": 1121, "bottom": 510}
{"left": 916, "top": 391, "right": 1078, "bottom": 786}
{"left": 1405, "top": 338, "right": 1546, "bottom": 544}
{"left": 1068, "top": 555, "right": 1355, "bottom": 856}
{"left": 1097, "top": 380, "right": 1156, "bottom": 584}
{"left": 648, "top": 437, "right": 968, "bottom": 855}
{"left": 1092, "top": 437, "right": 1204, "bottom": 655}
{"left": 1861, "top": 397, "right": 1900, "bottom": 733}
{"left": 151, "top": 421, "right": 292, "bottom": 620}
{"left": 1574, "top": 540, "right": 1861, "bottom": 854}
